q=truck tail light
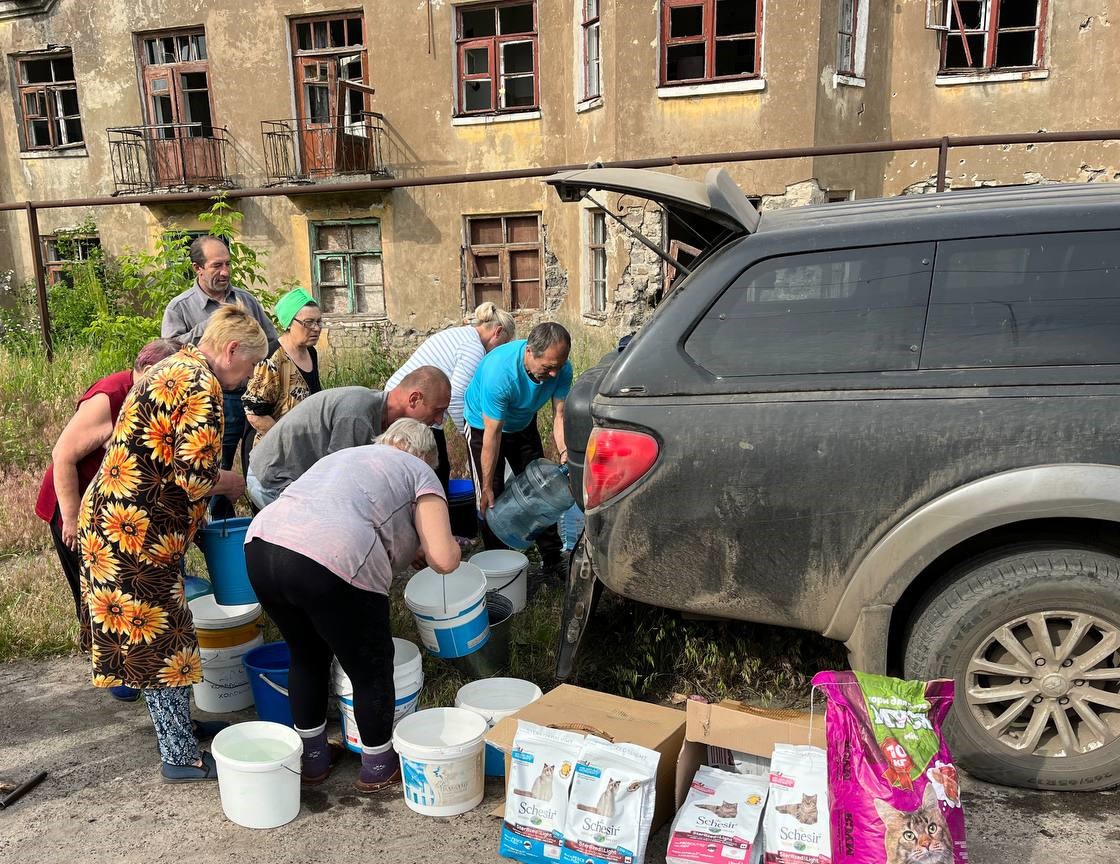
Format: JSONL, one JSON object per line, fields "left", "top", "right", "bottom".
{"left": 583, "top": 427, "right": 659, "bottom": 510}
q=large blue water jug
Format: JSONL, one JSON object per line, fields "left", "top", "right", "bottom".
{"left": 486, "top": 459, "right": 575, "bottom": 550}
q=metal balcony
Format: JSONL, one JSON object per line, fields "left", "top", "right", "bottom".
{"left": 107, "top": 123, "right": 234, "bottom": 194}
{"left": 261, "top": 111, "right": 388, "bottom": 185}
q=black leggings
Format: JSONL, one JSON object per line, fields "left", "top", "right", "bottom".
{"left": 244, "top": 539, "right": 395, "bottom": 748}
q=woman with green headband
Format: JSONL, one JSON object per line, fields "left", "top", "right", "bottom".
{"left": 242, "top": 287, "right": 324, "bottom": 463}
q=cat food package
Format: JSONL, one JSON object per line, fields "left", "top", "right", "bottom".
{"left": 561, "top": 737, "right": 661, "bottom": 864}
{"left": 811, "top": 671, "right": 968, "bottom": 864}
{"left": 667, "top": 765, "right": 770, "bottom": 864}
{"left": 762, "top": 744, "right": 831, "bottom": 863}
{"left": 501, "top": 720, "right": 588, "bottom": 863}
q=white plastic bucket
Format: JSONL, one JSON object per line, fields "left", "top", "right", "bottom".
{"left": 455, "top": 677, "right": 542, "bottom": 777}
{"left": 332, "top": 638, "right": 425, "bottom": 753}
{"left": 403, "top": 563, "right": 490, "bottom": 658}
{"left": 211, "top": 721, "right": 303, "bottom": 829}
{"left": 468, "top": 549, "right": 529, "bottom": 614}
{"left": 189, "top": 595, "right": 263, "bottom": 713}
{"left": 393, "top": 707, "right": 487, "bottom": 817}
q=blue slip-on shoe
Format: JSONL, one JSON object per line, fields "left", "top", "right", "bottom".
{"left": 108, "top": 685, "right": 141, "bottom": 702}
{"left": 160, "top": 752, "right": 218, "bottom": 783}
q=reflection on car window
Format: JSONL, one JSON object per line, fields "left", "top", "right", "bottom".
{"left": 685, "top": 243, "right": 933, "bottom": 377}
{"left": 923, "top": 231, "right": 1120, "bottom": 369}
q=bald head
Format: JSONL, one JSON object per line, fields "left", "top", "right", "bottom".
{"left": 387, "top": 365, "right": 451, "bottom": 427}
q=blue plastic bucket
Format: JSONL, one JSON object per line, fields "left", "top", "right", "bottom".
{"left": 403, "top": 563, "right": 490, "bottom": 659}
{"left": 197, "top": 517, "right": 256, "bottom": 605}
{"left": 447, "top": 478, "right": 475, "bottom": 500}
{"left": 242, "top": 641, "right": 293, "bottom": 727}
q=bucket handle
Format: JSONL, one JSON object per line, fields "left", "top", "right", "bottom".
{"left": 486, "top": 569, "right": 523, "bottom": 596}
{"left": 257, "top": 672, "right": 290, "bottom": 697}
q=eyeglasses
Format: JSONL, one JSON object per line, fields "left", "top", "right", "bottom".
{"left": 293, "top": 318, "right": 324, "bottom": 330}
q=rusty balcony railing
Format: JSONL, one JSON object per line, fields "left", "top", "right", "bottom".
{"left": 261, "top": 111, "right": 388, "bottom": 184}
{"left": 107, "top": 123, "right": 234, "bottom": 194}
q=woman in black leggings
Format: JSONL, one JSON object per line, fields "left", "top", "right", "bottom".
{"left": 244, "top": 419, "right": 460, "bottom": 792}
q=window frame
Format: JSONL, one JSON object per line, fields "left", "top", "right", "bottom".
{"left": 309, "top": 219, "right": 386, "bottom": 317}
{"left": 836, "top": 0, "right": 859, "bottom": 77}
{"left": 580, "top": 0, "right": 602, "bottom": 102}
{"left": 464, "top": 212, "right": 543, "bottom": 311}
{"left": 659, "top": 0, "right": 763, "bottom": 87}
{"left": 938, "top": 0, "right": 1048, "bottom": 74}
{"left": 585, "top": 208, "right": 608, "bottom": 316}
{"left": 39, "top": 232, "right": 101, "bottom": 286}
{"left": 455, "top": 1, "right": 540, "bottom": 116}
{"left": 13, "top": 50, "right": 85, "bottom": 152}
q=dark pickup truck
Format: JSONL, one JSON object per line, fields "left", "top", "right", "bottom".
{"left": 550, "top": 168, "right": 1120, "bottom": 791}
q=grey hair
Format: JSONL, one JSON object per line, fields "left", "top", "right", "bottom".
{"left": 375, "top": 418, "right": 438, "bottom": 467}
{"left": 526, "top": 321, "right": 571, "bottom": 357}
{"left": 472, "top": 301, "right": 516, "bottom": 340}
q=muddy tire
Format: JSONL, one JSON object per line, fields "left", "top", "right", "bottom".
{"left": 904, "top": 545, "right": 1120, "bottom": 791}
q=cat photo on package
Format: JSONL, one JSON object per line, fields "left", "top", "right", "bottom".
{"left": 762, "top": 743, "right": 831, "bottom": 864}
{"left": 500, "top": 721, "right": 588, "bottom": 864}
{"left": 812, "top": 670, "right": 969, "bottom": 864}
{"left": 667, "top": 765, "right": 769, "bottom": 864}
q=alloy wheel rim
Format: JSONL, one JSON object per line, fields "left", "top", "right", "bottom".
{"left": 966, "top": 610, "right": 1120, "bottom": 757}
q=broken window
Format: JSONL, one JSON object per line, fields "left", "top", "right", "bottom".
{"left": 939, "top": 0, "right": 1045, "bottom": 73}
{"left": 587, "top": 209, "right": 608, "bottom": 315}
{"left": 15, "top": 51, "right": 84, "bottom": 150}
{"left": 581, "top": 0, "right": 601, "bottom": 101}
{"left": 40, "top": 232, "right": 100, "bottom": 286}
{"left": 311, "top": 220, "right": 385, "bottom": 316}
{"left": 290, "top": 13, "right": 370, "bottom": 176}
{"left": 465, "top": 214, "right": 542, "bottom": 310}
{"left": 456, "top": 1, "right": 538, "bottom": 115}
{"left": 661, "top": 0, "right": 761, "bottom": 85}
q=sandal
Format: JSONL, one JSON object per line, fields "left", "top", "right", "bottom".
{"left": 354, "top": 766, "right": 401, "bottom": 794}
{"left": 161, "top": 752, "right": 218, "bottom": 783}
{"left": 191, "top": 719, "right": 230, "bottom": 742}
{"left": 301, "top": 741, "right": 347, "bottom": 786}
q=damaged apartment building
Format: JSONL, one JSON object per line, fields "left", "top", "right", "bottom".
{"left": 0, "top": 0, "right": 1117, "bottom": 341}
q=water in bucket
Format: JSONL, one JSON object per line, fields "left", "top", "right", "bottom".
{"left": 485, "top": 459, "right": 574, "bottom": 551}
{"left": 197, "top": 517, "right": 256, "bottom": 605}
{"left": 211, "top": 721, "right": 302, "bottom": 830}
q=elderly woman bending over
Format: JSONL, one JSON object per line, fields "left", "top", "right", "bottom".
{"left": 244, "top": 418, "right": 460, "bottom": 791}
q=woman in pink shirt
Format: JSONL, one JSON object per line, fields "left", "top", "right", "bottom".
{"left": 244, "top": 418, "right": 460, "bottom": 792}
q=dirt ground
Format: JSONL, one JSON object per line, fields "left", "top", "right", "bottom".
{"left": 2, "top": 656, "right": 1118, "bottom": 863}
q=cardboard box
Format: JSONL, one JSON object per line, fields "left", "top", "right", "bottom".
{"left": 484, "top": 683, "right": 687, "bottom": 831}
{"left": 675, "top": 699, "right": 826, "bottom": 807}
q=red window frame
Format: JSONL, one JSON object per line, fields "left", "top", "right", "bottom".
{"left": 455, "top": 1, "right": 539, "bottom": 116}
{"left": 581, "top": 0, "right": 601, "bottom": 101}
{"left": 660, "top": 0, "right": 762, "bottom": 86}
{"left": 939, "top": 0, "right": 1047, "bottom": 73}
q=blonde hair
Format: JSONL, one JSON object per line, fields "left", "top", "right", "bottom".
{"left": 198, "top": 303, "right": 268, "bottom": 359}
{"left": 472, "top": 301, "right": 516, "bottom": 341}
{"left": 375, "top": 418, "right": 438, "bottom": 467}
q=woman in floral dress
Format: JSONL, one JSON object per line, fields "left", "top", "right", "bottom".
{"left": 78, "top": 305, "right": 267, "bottom": 782}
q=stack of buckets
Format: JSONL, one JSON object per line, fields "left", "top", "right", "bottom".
{"left": 195, "top": 516, "right": 305, "bottom": 829}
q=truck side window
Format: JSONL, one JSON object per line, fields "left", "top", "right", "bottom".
{"left": 924, "top": 231, "right": 1120, "bottom": 369}
{"left": 684, "top": 243, "right": 934, "bottom": 377}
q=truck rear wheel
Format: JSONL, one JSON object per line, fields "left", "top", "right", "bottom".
{"left": 904, "top": 545, "right": 1120, "bottom": 790}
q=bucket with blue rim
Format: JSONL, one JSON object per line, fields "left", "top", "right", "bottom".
{"left": 404, "top": 563, "right": 489, "bottom": 659}
{"left": 197, "top": 516, "right": 256, "bottom": 605}
{"left": 242, "top": 641, "right": 293, "bottom": 727}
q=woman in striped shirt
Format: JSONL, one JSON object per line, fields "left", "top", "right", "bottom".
{"left": 384, "top": 302, "right": 515, "bottom": 490}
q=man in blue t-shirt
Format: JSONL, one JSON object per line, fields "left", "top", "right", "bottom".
{"left": 463, "top": 322, "right": 573, "bottom": 583}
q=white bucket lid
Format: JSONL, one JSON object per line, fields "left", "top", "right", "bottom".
{"left": 393, "top": 707, "right": 487, "bottom": 755}
{"left": 189, "top": 593, "right": 261, "bottom": 630}
{"left": 403, "top": 562, "right": 487, "bottom": 617}
{"left": 332, "top": 638, "right": 422, "bottom": 693}
{"left": 468, "top": 549, "right": 529, "bottom": 577}
{"left": 455, "top": 678, "right": 542, "bottom": 725}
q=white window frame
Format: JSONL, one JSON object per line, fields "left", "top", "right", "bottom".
{"left": 583, "top": 205, "right": 608, "bottom": 319}
{"left": 834, "top": 0, "right": 868, "bottom": 88}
